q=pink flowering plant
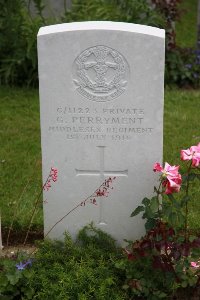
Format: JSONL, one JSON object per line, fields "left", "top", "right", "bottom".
{"left": 1, "top": 170, "right": 117, "bottom": 299}
{"left": 116, "top": 143, "right": 200, "bottom": 299}
{"left": 5, "top": 167, "right": 116, "bottom": 261}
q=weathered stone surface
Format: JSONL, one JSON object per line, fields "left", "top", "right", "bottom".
{"left": 38, "top": 21, "right": 165, "bottom": 244}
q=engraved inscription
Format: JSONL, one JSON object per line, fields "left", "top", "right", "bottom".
{"left": 73, "top": 45, "right": 129, "bottom": 102}
{"left": 48, "top": 105, "right": 154, "bottom": 141}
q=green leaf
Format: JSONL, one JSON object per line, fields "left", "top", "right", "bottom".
{"left": 115, "top": 261, "right": 126, "bottom": 270}
{"left": 0, "top": 295, "right": 13, "bottom": 300}
{"left": 181, "top": 281, "right": 188, "bottom": 288}
{"left": 175, "top": 262, "right": 184, "bottom": 273}
{"left": 181, "top": 174, "right": 188, "bottom": 183}
{"left": 167, "top": 193, "right": 175, "bottom": 201}
{"left": 189, "top": 277, "right": 197, "bottom": 286}
{"left": 149, "top": 196, "right": 159, "bottom": 212}
{"left": 181, "top": 195, "right": 190, "bottom": 206}
{"left": 192, "top": 248, "right": 200, "bottom": 256}
{"left": 177, "top": 212, "right": 185, "bottom": 226}
{"left": 145, "top": 218, "right": 156, "bottom": 231}
{"left": 6, "top": 274, "right": 20, "bottom": 285}
{"left": 163, "top": 205, "right": 171, "bottom": 218}
{"left": 0, "top": 274, "right": 9, "bottom": 287}
{"left": 181, "top": 184, "right": 187, "bottom": 191}
{"left": 23, "top": 269, "right": 32, "bottom": 279}
{"left": 131, "top": 206, "right": 144, "bottom": 217}
{"left": 145, "top": 206, "right": 155, "bottom": 218}
{"left": 189, "top": 236, "right": 196, "bottom": 242}
{"left": 156, "top": 291, "right": 167, "bottom": 298}
{"left": 188, "top": 173, "right": 196, "bottom": 181}
{"left": 168, "top": 212, "right": 178, "bottom": 227}
{"left": 173, "top": 198, "right": 182, "bottom": 209}
{"left": 195, "top": 174, "right": 200, "bottom": 181}
{"left": 176, "top": 236, "right": 185, "bottom": 243}
{"left": 22, "top": 286, "right": 35, "bottom": 299}
{"left": 122, "top": 284, "right": 129, "bottom": 290}
{"left": 142, "top": 197, "right": 150, "bottom": 206}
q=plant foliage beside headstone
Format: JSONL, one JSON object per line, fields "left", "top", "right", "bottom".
{"left": 116, "top": 143, "right": 200, "bottom": 299}
{"left": 0, "top": 225, "right": 128, "bottom": 300}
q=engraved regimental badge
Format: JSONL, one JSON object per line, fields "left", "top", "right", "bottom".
{"left": 73, "top": 45, "right": 129, "bottom": 102}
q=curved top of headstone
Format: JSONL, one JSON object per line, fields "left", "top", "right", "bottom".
{"left": 38, "top": 21, "right": 165, "bottom": 38}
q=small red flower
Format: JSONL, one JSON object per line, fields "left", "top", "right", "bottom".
{"left": 43, "top": 167, "right": 58, "bottom": 191}
{"left": 51, "top": 167, "right": 58, "bottom": 182}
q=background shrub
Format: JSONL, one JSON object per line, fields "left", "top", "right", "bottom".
{"left": 0, "top": 0, "right": 50, "bottom": 87}
{"left": 0, "top": 0, "right": 199, "bottom": 88}
{"left": 165, "top": 47, "right": 200, "bottom": 87}
{"left": 64, "top": 0, "right": 164, "bottom": 26}
{"left": 0, "top": 0, "right": 164, "bottom": 87}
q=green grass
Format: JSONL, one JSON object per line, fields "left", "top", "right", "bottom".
{"left": 0, "top": 87, "right": 200, "bottom": 235}
{"left": 164, "top": 88, "right": 200, "bottom": 161}
{"left": 164, "top": 88, "right": 200, "bottom": 231}
{"left": 0, "top": 87, "right": 42, "bottom": 230}
{"left": 176, "top": 0, "right": 198, "bottom": 48}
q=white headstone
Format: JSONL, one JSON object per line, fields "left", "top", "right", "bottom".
{"left": 38, "top": 21, "right": 165, "bottom": 245}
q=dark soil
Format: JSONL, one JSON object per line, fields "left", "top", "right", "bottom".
{"left": 2, "top": 226, "right": 44, "bottom": 246}
{"left": 172, "top": 285, "right": 200, "bottom": 300}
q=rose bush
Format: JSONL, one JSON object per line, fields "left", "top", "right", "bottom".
{"left": 116, "top": 142, "right": 200, "bottom": 299}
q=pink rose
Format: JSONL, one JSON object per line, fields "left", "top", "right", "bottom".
{"left": 191, "top": 261, "right": 200, "bottom": 268}
{"left": 153, "top": 162, "right": 182, "bottom": 194}
{"left": 181, "top": 143, "right": 200, "bottom": 167}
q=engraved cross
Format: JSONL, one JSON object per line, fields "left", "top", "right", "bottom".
{"left": 76, "top": 146, "right": 128, "bottom": 225}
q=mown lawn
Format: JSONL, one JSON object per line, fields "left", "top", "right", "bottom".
{"left": 164, "top": 88, "right": 200, "bottom": 231}
{"left": 0, "top": 88, "right": 42, "bottom": 230}
{"left": 0, "top": 87, "right": 200, "bottom": 234}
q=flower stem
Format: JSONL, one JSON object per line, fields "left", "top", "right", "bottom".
{"left": 157, "top": 181, "right": 163, "bottom": 220}
{"left": 184, "top": 162, "right": 192, "bottom": 243}
{"left": 44, "top": 180, "right": 109, "bottom": 239}
{"left": 23, "top": 173, "right": 51, "bottom": 246}
{"left": 164, "top": 248, "right": 180, "bottom": 283}
{"left": 27, "top": 178, "right": 115, "bottom": 258}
